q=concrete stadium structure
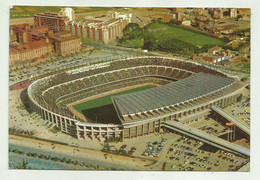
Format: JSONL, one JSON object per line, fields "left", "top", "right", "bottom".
{"left": 163, "top": 120, "right": 249, "bottom": 156}
{"left": 211, "top": 105, "right": 250, "bottom": 140}
{"left": 28, "top": 56, "right": 246, "bottom": 142}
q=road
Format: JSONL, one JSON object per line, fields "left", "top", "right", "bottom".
{"left": 9, "top": 134, "right": 155, "bottom": 170}
{"left": 9, "top": 45, "right": 148, "bottom": 87}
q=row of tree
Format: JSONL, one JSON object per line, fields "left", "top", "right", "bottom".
{"left": 9, "top": 148, "right": 116, "bottom": 170}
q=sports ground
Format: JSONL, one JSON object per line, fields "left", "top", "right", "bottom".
{"left": 72, "top": 85, "right": 156, "bottom": 124}
{"left": 145, "top": 23, "right": 225, "bottom": 47}
{"left": 120, "top": 22, "right": 225, "bottom": 52}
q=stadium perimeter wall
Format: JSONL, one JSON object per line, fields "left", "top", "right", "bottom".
{"left": 27, "top": 56, "right": 244, "bottom": 141}
{"left": 28, "top": 90, "right": 242, "bottom": 140}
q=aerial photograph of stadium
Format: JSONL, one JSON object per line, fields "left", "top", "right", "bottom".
{"left": 8, "top": 6, "right": 250, "bottom": 171}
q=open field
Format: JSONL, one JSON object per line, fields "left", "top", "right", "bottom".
{"left": 145, "top": 23, "right": 225, "bottom": 47}
{"left": 119, "top": 22, "right": 225, "bottom": 54}
{"left": 234, "top": 62, "right": 250, "bottom": 71}
{"left": 10, "top": 6, "right": 114, "bottom": 19}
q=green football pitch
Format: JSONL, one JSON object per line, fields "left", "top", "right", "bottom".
{"left": 72, "top": 85, "right": 156, "bottom": 124}
{"left": 73, "top": 85, "right": 156, "bottom": 115}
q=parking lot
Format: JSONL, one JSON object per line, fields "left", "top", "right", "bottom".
{"left": 9, "top": 87, "right": 250, "bottom": 171}
{"left": 224, "top": 98, "right": 250, "bottom": 127}
{"left": 9, "top": 46, "right": 139, "bottom": 87}
{"left": 164, "top": 136, "right": 249, "bottom": 171}
{"left": 108, "top": 132, "right": 180, "bottom": 159}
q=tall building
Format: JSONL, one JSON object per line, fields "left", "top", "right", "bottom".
{"left": 49, "top": 32, "right": 81, "bottom": 57}
{"left": 9, "top": 40, "right": 53, "bottom": 65}
{"left": 162, "top": 12, "right": 181, "bottom": 23}
{"left": 107, "top": 11, "right": 132, "bottom": 23}
{"left": 34, "top": 12, "right": 69, "bottom": 32}
{"left": 66, "top": 17, "right": 129, "bottom": 44}
{"left": 9, "top": 23, "right": 81, "bottom": 65}
{"left": 10, "top": 24, "right": 31, "bottom": 43}
{"left": 210, "top": 8, "right": 223, "bottom": 19}
{"left": 60, "top": 7, "right": 75, "bottom": 21}
{"left": 10, "top": 24, "right": 53, "bottom": 44}
{"left": 229, "top": 8, "right": 238, "bottom": 18}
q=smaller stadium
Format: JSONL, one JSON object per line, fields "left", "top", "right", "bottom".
{"left": 28, "top": 56, "right": 246, "bottom": 147}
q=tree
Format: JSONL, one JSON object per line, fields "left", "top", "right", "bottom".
{"left": 115, "top": 136, "right": 122, "bottom": 143}
{"left": 121, "top": 23, "right": 143, "bottom": 41}
{"left": 66, "top": 159, "right": 72, "bottom": 164}
{"left": 32, "top": 153, "right": 38, "bottom": 158}
{"left": 61, "top": 157, "right": 66, "bottom": 163}
{"left": 143, "top": 34, "right": 158, "bottom": 51}
{"left": 54, "top": 156, "right": 59, "bottom": 162}
{"left": 168, "top": 19, "right": 178, "bottom": 25}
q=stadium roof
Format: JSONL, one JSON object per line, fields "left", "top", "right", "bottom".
{"left": 112, "top": 73, "right": 235, "bottom": 118}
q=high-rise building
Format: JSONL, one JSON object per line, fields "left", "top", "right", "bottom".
{"left": 66, "top": 15, "right": 130, "bottom": 44}
{"left": 10, "top": 24, "right": 31, "bottom": 43}
{"left": 9, "top": 23, "right": 81, "bottom": 65}
{"left": 49, "top": 32, "right": 81, "bottom": 57}
{"left": 10, "top": 24, "right": 53, "bottom": 44}
{"left": 34, "top": 12, "right": 69, "bottom": 32}
{"left": 107, "top": 11, "right": 132, "bottom": 23}
{"left": 229, "top": 8, "right": 238, "bottom": 18}
{"left": 9, "top": 40, "right": 53, "bottom": 65}
{"left": 162, "top": 12, "right": 181, "bottom": 23}
{"left": 60, "top": 7, "right": 75, "bottom": 21}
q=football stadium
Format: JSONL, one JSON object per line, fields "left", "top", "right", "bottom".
{"left": 28, "top": 56, "right": 246, "bottom": 142}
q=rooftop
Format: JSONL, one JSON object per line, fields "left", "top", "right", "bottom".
{"left": 10, "top": 40, "right": 49, "bottom": 52}
{"left": 50, "top": 32, "right": 80, "bottom": 42}
{"left": 112, "top": 73, "right": 235, "bottom": 118}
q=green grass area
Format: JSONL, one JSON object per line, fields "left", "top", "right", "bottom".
{"left": 118, "top": 22, "right": 225, "bottom": 54}
{"left": 10, "top": 6, "right": 63, "bottom": 19}
{"left": 145, "top": 23, "right": 225, "bottom": 47}
{"left": 49, "top": 126, "right": 61, "bottom": 134}
{"left": 10, "top": 6, "right": 114, "bottom": 19}
{"left": 234, "top": 62, "right": 250, "bottom": 71}
{"left": 73, "top": 85, "right": 156, "bottom": 114}
{"left": 81, "top": 38, "right": 97, "bottom": 45}
{"left": 145, "top": 23, "right": 225, "bottom": 50}
{"left": 18, "top": 105, "right": 26, "bottom": 110}
{"left": 119, "top": 38, "right": 144, "bottom": 48}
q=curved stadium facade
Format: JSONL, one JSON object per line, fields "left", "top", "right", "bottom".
{"left": 28, "top": 56, "right": 245, "bottom": 140}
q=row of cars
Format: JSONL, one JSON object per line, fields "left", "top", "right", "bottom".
{"left": 9, "top": 52, "right": 86, "bottom": 86}
{"left": 217, "top": 151, "right": 241, "bottom": 165}
{"left": 239, "top": 98, "right": 250, "bottom": 108}
{"left": 9, "top": 126, "right": 38, "bottom": 136}
{"left": 237, "top": 111, "right": 250, "bottom": 116}
{"left": 200, "top": 123, "right": 228, "bottom": 136}
{"left": 167, "top": 136, "right": 228, "bottom": 171}
{"left": 142, "top": 138, "right": 167, "bottom": 158}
